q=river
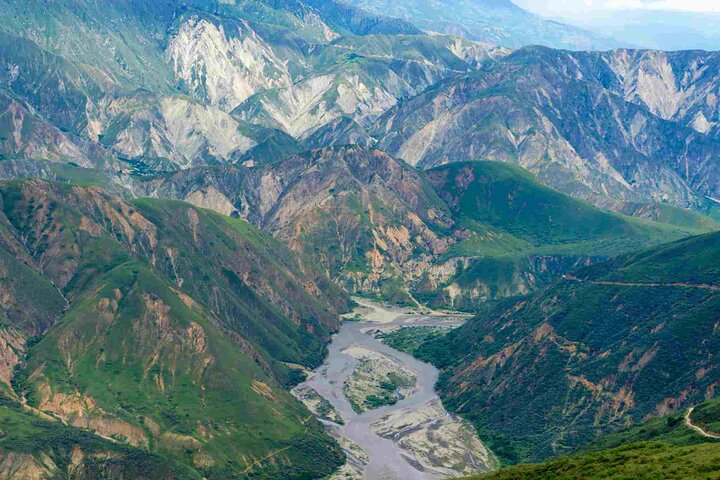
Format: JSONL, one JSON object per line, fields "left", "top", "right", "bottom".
{"left": 295, "top": 298, "right": 496, "bottom": 480}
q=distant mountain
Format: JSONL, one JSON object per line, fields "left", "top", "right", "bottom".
{"left": 566, "top": 10, "right": 720, "bottom": 52}
{"left": 415, "top": 230, "right": 720, "bottom": 464}
{"left": 0, "top": 0, "right": 507, "bottom": 173}
{"left": 232, "top": 34, "right": 508, "bottom": 142}
{"left": 374, "top": 46, "right": 720, "bottom": 211}
{"left": 341, "top": 0, "right": 621, "bottom": 50}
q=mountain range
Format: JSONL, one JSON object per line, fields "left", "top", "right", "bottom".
{"left": 0, "top": 0, "right": 718, "bottom": 478}
{"left": 341, "top": 0, "right": 620, "bottom": 50}
{"left": 562, "top": 9, "right": 720, "bottom": 52}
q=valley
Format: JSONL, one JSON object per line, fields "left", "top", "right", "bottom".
{"left": 295, "top": 299, "right": 496, "bottom": 479}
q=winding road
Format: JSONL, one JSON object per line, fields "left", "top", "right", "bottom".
{"left": 562, "top": 276, "right": 720, "bottom": 291}
{"left": 685, "top": 408, "right": 720, "bottom": 440}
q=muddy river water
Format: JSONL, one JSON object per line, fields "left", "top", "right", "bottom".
{"left": 296, "top": 299, "right": 496, "bottom": 480}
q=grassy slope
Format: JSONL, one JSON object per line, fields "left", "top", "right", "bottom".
{"left": 620, "top": 202, "right": 720, "bottom": 232}
{"left": 417, "top": 161, "right": 706, "bottom": 309}
{"left": 131, "top": 198, "right": 348, "bottom": 372}
{"left": 431, "top": 161, "right": 698, "bottom": 257}
{"left": 472, "top": 442, "right": 720, "bottom": 480}
{"left": 0, "top": 398, "right": 202, "bottom": 479}
{"left": 0, "top": 179, "right": 345, "bottom": 479}
{"left": 467, "top": 398, "right": 720, "bottom": 480}
{"left": 415, "top": 230, "right": 720, "bottom": 465}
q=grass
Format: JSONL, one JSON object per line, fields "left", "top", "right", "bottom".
{"left": 376, "top": 327, "right": 449, "bottom": 356}
{"left": 413, "top": 160, "right": 702, "bottom": 309}
{"left": 469, "top": 442, "right": 720, "bottom": 480}
{"left": 465, "top": 397, "right": 720, "bottom": 479}
{"left": 430, "top": 161, "right": 697, "bottom": 258}
{"left": 408, "top": 230, "right": 720, "bottom": 465}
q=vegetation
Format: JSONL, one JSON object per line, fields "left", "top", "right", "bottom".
{"left": 431, "top": 162, "right": 697, "bottom": 257}
{"left": 412, "top": 230, "right": 720, "bottom": 465}
{"left": 376, "top": 327, "right": 449, "bottom": 355}
{"left": 0, "top": 179, "right": 346, "bottom": 478}
{"left": 466, "top": 397, "right": 720, "bottom": 480}
{"left": 469, "top": 442, "right": 720, "bottom": 480}
{"left": 456, "top": 394, "right": 720, "bottom": 480}
{"left": 343, "top": 358, "right": 416, "bottom": 413}
{"left": 414, "top": 161, "right": 700, "bottom": 310}
{"left": 0, "top": 398, "right": 202, "bottom": 479}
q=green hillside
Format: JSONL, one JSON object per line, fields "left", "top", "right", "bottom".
{"left": 430, "top": 161, "right": 697, "bottom": 257}
{"left": 466, "top": 398, "right": 720, "bottom": 480}
{"left": 620, "top": 202, "right": 720, "bottom": 232}
{"left": 0, "top": 179, "right": 347, "bottom": 479}
{"left": 471, "top": 442, "right": 720, "bottom": 480}
{"left": 0, "top": 397, "right": 202, "bottom": 479}
{"left": 413, "top": 230, "right": 720, "bottom": 464}
{"left": 415, "top": 161, "right": 702, "bottom": 309}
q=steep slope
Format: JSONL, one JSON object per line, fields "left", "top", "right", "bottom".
{"left": 232, "top": 34, "right": 508, "bottom": 142}
{"left": 342, "top": 0, "right": 620, "bottom": 50}
{"left": 416, "top": 230, "right": 720, "bottom": 464}
{"left": 0, "top": 179, "right": 348, "bottom": 478}
{"left": 467, "top": 397, "right": 720, "bottom": 479}
{"left": 125, "top": 146, "right": 455, "bottom": 304}
{"left": 97, "top": 95, "right": 270, "bottom": 172}
{"left": 576, "top": 49, "right": 720, "bottom": 140}
{"left": 0, "top": 0, "right": 508, "bottom": 174}
{"left": 0, "top": 0, "right": 174, "bottom": 94}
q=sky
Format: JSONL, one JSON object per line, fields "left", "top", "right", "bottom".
{"left": 513, "top": 0, "right": 720, "bottom": 17}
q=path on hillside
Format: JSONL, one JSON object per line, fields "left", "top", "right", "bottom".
{"left": 685, "top": 408, "right": 720, "bottom": 440}
{"left": 562, "top": 276, "right": 720, "bottom": 291}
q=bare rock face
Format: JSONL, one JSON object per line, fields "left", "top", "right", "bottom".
{"left": 0, "top": 326, "right": 25, "bottom": 388}
{"left": 374, "top": 47, "right": 720, "bottom": 210}
{"left": 101, "top": 95, "right": 257, "bottom": 169}
{"left": 166, "top": 15, "right": 298, "bottom": 112}
{"left": 232, "top": 34, "right": 504, "bottom": 142}
{"left": 603, "top": 50, "right": 720, "bottom": 137}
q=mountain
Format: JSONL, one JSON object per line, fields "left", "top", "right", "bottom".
{"left": 4, "top": 0, "right": 718, "bottom": 222}
{"left": 0, "top": 179, "right": 349, "bottom": 478}
{"left": 232, "top": 34, "right": 509, "bottom": 142}
{"left": 60, "top": 149, "right": 700, "bottom": 309}
{"left": 113, "top": 146, "right": 457, "bottom": 305}
{"left": 0, "top": 1, "right": 719, "bottom": 478}
{"left": 374, "top": 46, "right": 720, "bottom": 211}
{"left": 414, "top": 161, "right": 702, "bottom": 309}
{"left": 341, "top": 0, "right": 620, "bottom": 50}
{"left": 413, "top": 230, "right": 720, "bottom": 464}
{"left": 0, "top": 0, "right": 510, "bottom": 174}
